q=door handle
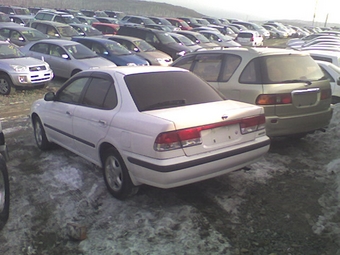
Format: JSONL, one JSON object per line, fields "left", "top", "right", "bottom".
{"left": 98, "top": 120, "right": 107, "bottom": 125}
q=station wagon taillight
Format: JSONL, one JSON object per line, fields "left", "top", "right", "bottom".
{"left": 256, "top": 93, "right": 292, "bottom": 105}
{"left": 154, "top": 114, "right": 266, "bottom": 151}
{"left": 321, "top": 88, "right": 332, "bottom": 100}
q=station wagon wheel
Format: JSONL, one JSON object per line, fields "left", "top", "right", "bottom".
{"left": 0, "top": 74, "right": 13, "bottom": 96}
{"left": 103, "top": 148, "right": 138, "bottom": 200}
{"left": 0, "top": 158, "right": 9, "bottom": 230}
{"left": 33, "top": 116, "right": 52, "bottom": 150}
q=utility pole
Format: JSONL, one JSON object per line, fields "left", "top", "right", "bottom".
{"left": 312, "top": 0, "right": 319, "bottom": 26}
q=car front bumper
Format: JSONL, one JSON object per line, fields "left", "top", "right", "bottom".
{"left": 10, "top": 70, "right": 54, "bottom": 88}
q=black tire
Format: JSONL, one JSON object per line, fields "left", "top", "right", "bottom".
{"left": 0, "top": 157, "right": 9, "bottom": 230}
{"left": 33, "top": 116, "right": 52, "bottom": 150}
{"left": 103, "top": 148, "right": 138, "bottom": 200}
{"left": 0, "top": 74, "right": 13, "bottom": 96}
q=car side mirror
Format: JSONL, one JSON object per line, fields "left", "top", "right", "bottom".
{"left": 133, "top": 47, "right": 140, "bottom": 53}
{"left": 44, "top": 92, "right": 56, "bottom": 101}
{"left": 61, "top": 54, "right": 69, "bottom": 59}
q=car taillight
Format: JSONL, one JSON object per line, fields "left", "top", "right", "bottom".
{"left": 251, "top": 36, "right": 254, "bottom": 41}
{"left": 240, "top": 115, "right": 266, "bottom": 134}
{"left": 256, "top": 93, "right": 292, "bottom": 105}
{"left": 321, "top": 88, "right": 331, "bottom": 100}
{"left": 154, "top": 114, "right": 266, "bottom": 151}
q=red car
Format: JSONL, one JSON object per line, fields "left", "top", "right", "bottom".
{"left": 165, "top": 17, "right": 192, "bottom": 30}
{"left": 92, "top": 22, "right": 119, "bottom": 35}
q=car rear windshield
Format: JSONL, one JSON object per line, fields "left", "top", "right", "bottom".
{"left": 240, "top": 54, "right": 326, "bottom": 84}
{"left": 124, "top": 71, "right": 224, "bottom": 111}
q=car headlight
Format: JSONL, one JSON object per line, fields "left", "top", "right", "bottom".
{"left": 10, "top": 64, "right": 28, "bottom": 72}
{"left": 176, "top": 51, "right": 187, "bottom": 57}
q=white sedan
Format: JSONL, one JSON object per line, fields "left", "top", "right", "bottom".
{"left": 316, "top": 60, "right": 340, "bottom": 104}
{"left": 31, "top": 66, "right": 270, "bottom": 200}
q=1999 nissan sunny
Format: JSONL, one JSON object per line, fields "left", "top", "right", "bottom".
{"left": 31, "top": 66, "right": 270, "bottom": 199}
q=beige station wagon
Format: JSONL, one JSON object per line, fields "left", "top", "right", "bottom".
{"left": 172, "top": 47, "right": 333, "bottom": 138}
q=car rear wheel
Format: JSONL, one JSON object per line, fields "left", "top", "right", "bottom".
{"left": 0, "top": 74, "right": 13, "bottom": 96}
{"left": 33, "top": 116, "right": 52, "bottom": 150}
{"left": 0, "top": 157, "right": 9, "bottom": 230}
{"left": 103, "top": 148, "right": 138, "bottom": 200}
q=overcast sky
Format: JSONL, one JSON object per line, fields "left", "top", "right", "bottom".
{"left": 147, "top": 0, "right": 340, "bottom": 25}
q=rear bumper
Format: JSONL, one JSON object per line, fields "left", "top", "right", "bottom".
{"left": 265, "top": 107, "right": 333, "bottom": 137}
{"left": 125, "top": 136, "right": 270, "bottom": 188}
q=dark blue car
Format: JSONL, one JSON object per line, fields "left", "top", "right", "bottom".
{"left": 71, "top": 37, "right": 149, "bottom": 66}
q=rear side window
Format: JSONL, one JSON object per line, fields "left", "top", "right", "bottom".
{"left": 172, "top": 55, "right": 195, "bottom": 70}
{"left": 311, "top": 56, "right": 332, "bottom": 63}
{"left": 239, "top": 58, "right": 262, "bottom": 84}
{"left": 82, "top": 77, "right": 117, "bottom": 109}
{"left": 221, "top": 55, "right": 241, "bottom": 81}
{"left": 125, "top": 71, "right": 224, "bottom": 111}
{"left": 191, "top": 54, "right": 222, "bottom": 82}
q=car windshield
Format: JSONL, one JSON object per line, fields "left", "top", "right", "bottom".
{"left": 0, "top": 43, "right": 24, "bottom": 59}
{"left": 64, "top": 44, "right": 98, "bottom": 59}
{"left": 157, "top": 33, "right": 177, "bottom": 44}
{"left": 82, "top": 26, "right": 102, "bottom": 36}
{"left": 22, "top": 29, "right": 48, "bottom": 40}
{"left": 60, "top": 15, "right": 81, "bottom": 24}
{"left": 176, "top": 35, "right": 196, "bottom": 46}
{"left": 95, "top": 11, "right": 108, "bottom": 17}
{"left": 125, "top": 71, "right": 224, "bottom": 111}
{"left": 261, "top": 55, "right": 325, "bottom": 83}
{"left": 134, "top": 39, "right": 155, "bottom": 51}
{"left": 57, "top": 26, "right": 80, "bottom": 37}
{"left": 14, "top": 8, "right": 30, "bottom": 15}
{"left": 105, "top": 41, "right": 131, "bottom": 55}
{"left": 195, "top": 33, "right": 211, "bottom": 43}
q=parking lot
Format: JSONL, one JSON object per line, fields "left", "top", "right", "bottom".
{"left": 0, "top": 77, "right": 340, "bottom": 254}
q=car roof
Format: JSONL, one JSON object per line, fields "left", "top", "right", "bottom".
{"left": 104, "top": 35, "right": 141, "bottom": 42}
{"left": 190, "top": 47, "right": 309, "bottom": 57}
{"left": 29, "top": 38, "right": 80, "bottom": 45}
{"left": 82, "top": 65, "right": 187, "bottom": 76}
{"left": 73, "top": 36, "right": 116, "bottom": 43}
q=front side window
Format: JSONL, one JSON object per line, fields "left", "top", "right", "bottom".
{"left": 57, "top": 77, "right": 89, "bottom": 104}
{"left": 49, "top": 44, "right": 66, "bottom": 58}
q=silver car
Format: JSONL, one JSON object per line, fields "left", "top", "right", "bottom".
{"left": 0, "top": 41, "right": 53, "bottom": 95}
{"left": 20, "top": 39, "right": 117, "bottom": 79}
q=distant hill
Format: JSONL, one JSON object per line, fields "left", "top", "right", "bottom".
{"left": 4, "top": 0, "right": 340, "bottom": 28}
{"left": 8, "top": 0, "right": 205, "bottom": 17}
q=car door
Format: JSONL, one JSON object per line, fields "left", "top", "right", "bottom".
{"left": 42, "top": 77, "right": 91, "bottom": 151}
{"left": 72, "top": 73, "right": 118, "bottom": 163}
{"left": 47, "top": 44, "right": 72, "bottom": 78}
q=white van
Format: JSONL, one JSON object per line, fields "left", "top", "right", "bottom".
{"left": 307, "top": 50, "right": 340, "bottom": 67}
